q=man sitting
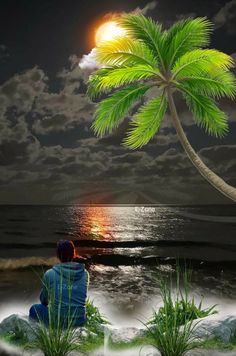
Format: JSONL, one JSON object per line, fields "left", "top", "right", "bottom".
{"left": 29, "top": 240, "right": 89, "bottom": 327}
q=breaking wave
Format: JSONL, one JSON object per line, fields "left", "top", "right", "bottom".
{"left": 0, "top": 256, "right": 57, "bottom": 270}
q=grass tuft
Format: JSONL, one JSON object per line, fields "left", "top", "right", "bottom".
{"left": 85, "top": 299, "right": 110, "bottom": 333}
{"left": 145, "top": 267, "right": 217, "bottom": 356}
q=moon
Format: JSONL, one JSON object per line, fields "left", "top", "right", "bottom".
{"left": 95, "top": 21, "right": 126, "bottom": 45}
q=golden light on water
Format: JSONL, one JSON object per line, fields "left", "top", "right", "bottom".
{"left": 79, "top": 206, "right": 111, "bottom": 240}
{"left": 95, "top": 21, "right": 126, "bottom": 45}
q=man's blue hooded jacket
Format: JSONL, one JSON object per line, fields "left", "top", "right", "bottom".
{"left": 40, "top": 262, "right": 89, "bottom": 325}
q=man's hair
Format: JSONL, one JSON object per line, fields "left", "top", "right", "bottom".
{"left": 57, "top": 240, "right": 75, "bottom": 262}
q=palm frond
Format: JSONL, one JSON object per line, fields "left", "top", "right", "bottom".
{"left": 92, "top": 84, "right": 152, "bottom": 136}
{"left": 172, "top": 49, "right": 234, "bottom": 79}
{"left": 123, "top": 94, "right": 167, "bottom": 149}
{"left": 178, "top": 85, "right": 229, "bottom": 137}
{"left": 178, "top": 71, "right": 236, "bottom": 99}
{"left": 118, "top": 14, "right": 166, "bottom": 69}
{"left": 87, "top": 65, "right": 159, "bottom": 100}
{"left": 87, "top": 68, "right": 114, "bottom": 100}
{"left": 95, "top": 37, "right": 157, "bottom": 67}
{"left": 166, "top": 17, "right": 213, "bottom": 67}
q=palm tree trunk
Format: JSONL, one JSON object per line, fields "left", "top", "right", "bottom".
{"left": 166, "top": 88, "right": 236, "bottom": 202}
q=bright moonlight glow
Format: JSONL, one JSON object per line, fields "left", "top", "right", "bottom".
{"left": 96, "top": 21, "right": 126, "bottom": 45}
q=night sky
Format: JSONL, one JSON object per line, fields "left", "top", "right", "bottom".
{"left": 0, "top": 0, "right": 236, "bottom": 205}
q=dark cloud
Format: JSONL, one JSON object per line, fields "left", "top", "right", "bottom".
{"left": 134, "top": 0, "right": 158, "bottom": 15}
{"left": 213, "top": 0, "right": 236, "bottom": 34}
{"left": 0, "top": 67, "right": 47, "bottom": 114}
{"left": 199, "top": 145, "right": 236, "bottom": 180}
{"left": 29, "top": 59, "right": 95, "bottom": 136}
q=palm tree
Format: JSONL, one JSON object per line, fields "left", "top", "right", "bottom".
{"left": 87, "top": 15, "right": 236, "bottom": 202}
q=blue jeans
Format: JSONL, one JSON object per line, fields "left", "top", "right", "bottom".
{"left": 29, "top": 304, "right": 86, "bottom": 327}
{"left": 29, "top": 304, "right": 49, "bottom": 325}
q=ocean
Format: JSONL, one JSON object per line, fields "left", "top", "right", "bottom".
{"left": 0, "top": 204, "right": 236, "bottom": 325}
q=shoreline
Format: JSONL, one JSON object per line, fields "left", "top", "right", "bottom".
{"left": 1, "top": 254, "right": 236, "bottom": 269}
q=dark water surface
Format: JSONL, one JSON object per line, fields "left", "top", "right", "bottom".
{"left": 1, "top": 205, "right": 236, "bottom": 258}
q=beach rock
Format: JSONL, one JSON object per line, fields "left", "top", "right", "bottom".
{"left": 73, "top": 326, "right": 97, "bottom": 339}
{"left": 0, "top": 314, "right": 36, "bottom": 342}
{"left": 0, "top": 313, "right": 97, "bottom": 344}
{"left": 103, "top": 325, "right": 146, "bottom": 343}
{"left": 192, "top": 313, "right": 236, "bottom": 342}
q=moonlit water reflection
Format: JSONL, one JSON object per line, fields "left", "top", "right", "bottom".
{"left": 69, "top": 205, "right": 171, "bottom": 242}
